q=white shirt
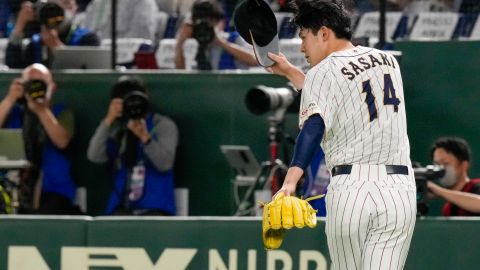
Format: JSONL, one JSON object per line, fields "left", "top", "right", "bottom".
{"left": 299, "top": 46, "right": 411, "bottom": 170}
{"left": 83, "top": 0, "right": 159, "bottom": 41}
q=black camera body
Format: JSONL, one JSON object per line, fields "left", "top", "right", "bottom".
{"left": 413, "top": 164, "right": 445, "bottom": 215}
{"left": 23, "top": 79, "right": 47, "bottom": 102}
{"left": 192, "top": 19, "right": 215, "bottom": 46}
{"left": 123, "top": 91, "right": 149, "bottom": 120}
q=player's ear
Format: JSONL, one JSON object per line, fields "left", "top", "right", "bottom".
{"left": 319, "top": 26, "right": 329, "bottom": 41}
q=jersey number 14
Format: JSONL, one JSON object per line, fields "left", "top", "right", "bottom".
{"left": 362, "top": 74, "right": 400, "bottom": 122}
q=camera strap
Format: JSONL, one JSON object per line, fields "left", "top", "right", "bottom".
{"left": 196, "top": 44, "right": 212, "bottom": 70}
{"left": 64, "top": 24, "right": 77, "bottom": 45}
{"left": 23, "top": 109, "right": 45, "bottom": 166}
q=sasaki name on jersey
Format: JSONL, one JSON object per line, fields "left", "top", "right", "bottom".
{"left": 340, "top": 51, "right": 398, "bottom": 81}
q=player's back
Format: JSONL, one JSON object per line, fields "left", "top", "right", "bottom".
{"left": 301, "top": 46, "right": 410, "bottom": 169}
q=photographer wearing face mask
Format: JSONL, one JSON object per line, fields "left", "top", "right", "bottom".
{"left": 428, "top": 137, "right": 480, "bottom": 216}
{"left": 87, "top": 75, "right": 179, "bottom": 216}
{"left": 0, "top": 63, "right": 79, "bottom": 214}
{"left": 5, "top": 0, "right": 100, "bottom": 68}
{"left": 175, "top": 0, "right": 257, "bottom": 70}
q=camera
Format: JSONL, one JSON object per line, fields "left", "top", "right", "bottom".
{"left": 192, "top": 19, "right": 215, "bottom": 45}
{"left": 23, "top": 79, "right": 47, "bottom": 102}
{"left": 122, "top": 91, "right": 149, "bottom": 120}
{"left": 413, "top": 164, "right": 445, "bottom": 182}
{"left": 191, "top": 0, "right": 224, "bottom": 46}
{"left": 245, "top": 84, "right": 299, "bottom": 116}
{"left": 413, "top": 164, "right": 445, "bottom": 215}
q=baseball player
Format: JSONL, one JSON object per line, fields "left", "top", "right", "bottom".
{"left": 269, "top": 1, "right": 417, "bottom": 269}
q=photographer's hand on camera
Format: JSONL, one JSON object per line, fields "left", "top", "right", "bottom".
{"left": 7, "top": 79, "right": 25, "bottom": 102}
{"left": 104, "top": 98, "right": 123, "bottom": 127}
{"left": 40, "top": 26, "right": 64, "bottom": 50}
{"left": 127, "top": 119, "right": 151, "bottom": 144}
{"left": 12, "top": 1, "right": 35, "bottom": 39}
{"left": 25, "top": 91, "right": 49, "bottom": 115}
{"left": 0, "top": 79, "right": 25, "bottom": 126}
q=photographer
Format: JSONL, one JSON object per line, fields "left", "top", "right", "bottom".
{"left": 428, "top": 137, "right": 480, "bottom": 216}
{"left": 0, "top": 63, "right": 79, "bottom": 214}
{"left": 175, "top": 0, "right": 257, "bottom": 70}
{"left": 87, "top": 76, "right": 178, "bottom": 216}
{"left": 5, "top": 0, "right": 100, "bottom": 68}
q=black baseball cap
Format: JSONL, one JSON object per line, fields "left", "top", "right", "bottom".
{"left": 233, "top": 0, "right": 279, "bottom": 67}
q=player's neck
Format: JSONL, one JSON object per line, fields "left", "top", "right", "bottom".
{"left": 329, "top": 39, "right": 355, "bottom": 55}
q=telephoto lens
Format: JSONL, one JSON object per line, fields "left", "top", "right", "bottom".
{"left": 123, "top": 91, "right": 149, "bottom": 120}
{"left": 192, "top": 20, "right": 215, "bottom": 45}
{"left": 245, "top": 84, "right": 298, "bottom": 115}
{"left": 23, "top": 79, "right": 47, "bottom": 102}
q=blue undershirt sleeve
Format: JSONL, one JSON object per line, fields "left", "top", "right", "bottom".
{"left": 289, "top": 114, "right": 325, "bottom": 170}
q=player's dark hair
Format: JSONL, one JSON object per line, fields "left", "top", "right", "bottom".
{"left": 110, "top": 75, "right": 147, "bottom": 99}
{"left": 290, "top": 0, "right": 352, "bottom": 40}
{"left": 192, "top": 0, "right": 225, "bottom": 22}
{"left": 431, "top": 137, "right": 472, "bottom": 162}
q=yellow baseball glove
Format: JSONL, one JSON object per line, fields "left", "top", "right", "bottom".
{"left": 261, "top": 193, "right": 324, "bottom": 249}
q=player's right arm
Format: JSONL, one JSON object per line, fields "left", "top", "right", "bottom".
{"left": 274, "top": 114, "right": 325, "bottom": 198}
{"left": 267, "top": 52, "right": 305, "bottom": 90}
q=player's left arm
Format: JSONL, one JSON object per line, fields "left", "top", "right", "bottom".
{"left": 275, "top": 114, "right": 325, "bottom": 197}
{"left": 428, "top": 181, "right": 480, "bottom": 213}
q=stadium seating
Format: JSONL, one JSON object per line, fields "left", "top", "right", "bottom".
{"left": 453, "top": 13, "right": 479, "bottom": 39}
{"left": 277, "top": 14, "right": 297, "bottom": 39}
{"left": 470, "top": 14, "right": 480, "bottom": 39}
{"left": 353, "top": 11, "right": 404, "bottom": 46}
{"left": 352, "top": 10, "right": 479, "bottom": 42}
{"left": 0, "top": 38, "right": 7, "bottom": 66}
{"left": 163, "top": 15, "right": 179, "bottom": 39}
{"left": 278, "top": 38, "right": 308, "bottom": 71}
{"left": 101, "top": 38, "right": 153, "bottom": 65}
{"left": 156, "top": 38, "right": 198, "bottom": 69}
{"left": 155, "top": 11, "right": 169, "bottom": 45}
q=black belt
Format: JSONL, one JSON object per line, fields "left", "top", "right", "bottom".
{"left": 331, "top": 165, "right": 409, "bottom": 177}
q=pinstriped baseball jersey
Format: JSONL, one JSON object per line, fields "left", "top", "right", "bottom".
{"left": 299, "top": 46, "right": 411, "bottom": 172}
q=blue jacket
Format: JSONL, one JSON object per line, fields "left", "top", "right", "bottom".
{"left": 105, "top": 114, "right": 176, "bottom": 215}
{"left": 5, "top": 104, "right": 76, "bottom": 201}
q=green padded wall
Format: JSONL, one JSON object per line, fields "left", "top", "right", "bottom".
{"left": 2, "top": 216, "right": 480, "bottom": 270}
{"left": 396, "top": 41, "right": 480, "bottom": 215}
{"left": 0, "top": 71, "right": 295, "bottom": 215}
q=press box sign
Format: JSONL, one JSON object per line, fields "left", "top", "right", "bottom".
{"left": 7, "top": 246, "right": 328, "bottom": 270}
{"left": 409, "top": 12, "right": 459, "bottom": 41}
{"left": 353, "top": 11, "right": 403, "bottom": 40}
